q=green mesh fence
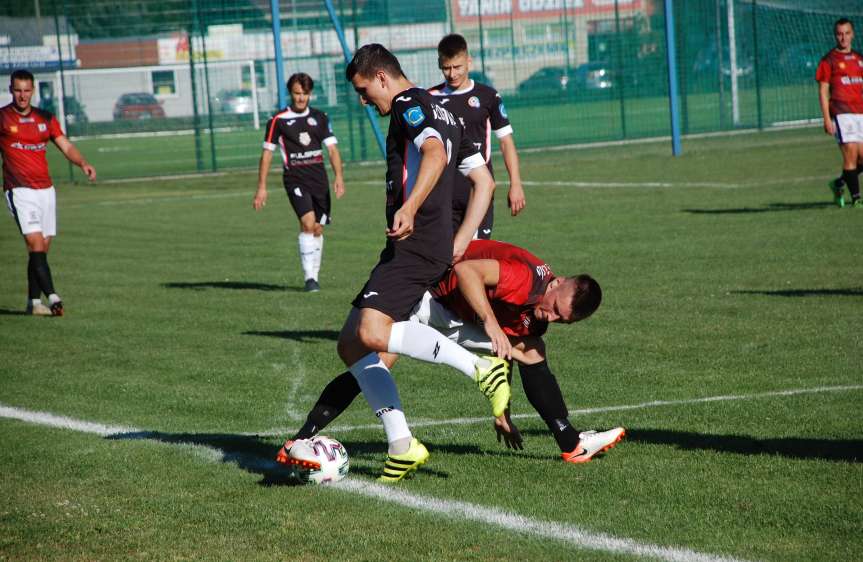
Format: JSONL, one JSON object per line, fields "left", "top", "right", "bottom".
{"left": 0, "top": 0, "right": 860, "bottom": 180}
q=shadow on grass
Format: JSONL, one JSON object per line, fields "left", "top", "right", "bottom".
{"left": 162, "top": 281, "right": 303, "bottom": 292}
{"left": 0, "top": 309, "right": 27, "bottom": 316}
{"left": 683, "top": 202, "right": 834, "bottom": 214}
{"left": 243, "top": 329, "right": 340, "bottom": 342}
{"left": 732, "top": 288, "right": 863, "bottom": 297}
{"left": 627, "top": 428, "right": 862, "bottom": 463}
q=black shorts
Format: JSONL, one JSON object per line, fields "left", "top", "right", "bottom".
{"left": 284, "top": 180, "right": 331, "bottom": 225}
{"left": 351, "top": 243, "right": 450, "bottom": 321}
{"left": 451, "top": 200, "right": 494, "bottom": 240}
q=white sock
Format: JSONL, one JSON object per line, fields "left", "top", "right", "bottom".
{"left": 298, "top": 232, "right": 316, "bottom": 281}
{"left": 387, "top": 321, "right": 482, "bottom": 380}
{"left": 47, "top": 293, "right": 61, "bottom": 305}
{"left": 31, "top": 298, "right": 43, "bottom": 306}
{"left": 349, "top": 352, "right": 412, "bottom": 454}
{"left": 311, "top": 235, "right": 323, "bottom": 280}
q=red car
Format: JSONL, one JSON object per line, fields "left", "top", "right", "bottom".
{"left": 113, "top": 93, "right": 165, "bottom": 120}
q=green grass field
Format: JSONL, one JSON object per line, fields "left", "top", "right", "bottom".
{"left": 2, "top": 126, "right": 860, "bottom": 561}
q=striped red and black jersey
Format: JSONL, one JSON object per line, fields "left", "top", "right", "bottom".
{"left": 432, "top": 239, "right": 553, "bottom": 337}
{"left": 428, "top": 80, "right": 512, "bottom": 212}
{"left": 815, "top": 49, "right": 863, "bottom": 116}
{"left": 0, "top": 104, "right": 64, "bottom": 190}
{"left": 385, "top": 88, "right": 484, "bottom": 265}
{"left": 262, "top": 106, "right": 336, "bottom": 189}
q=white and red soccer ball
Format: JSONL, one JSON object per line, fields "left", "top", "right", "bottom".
{"left": 285, "top": 436, "right": 349, "bottom": 484}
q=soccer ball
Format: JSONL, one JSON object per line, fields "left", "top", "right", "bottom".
{"left": 286, "top": 436, "right": 349, "bottom": 484}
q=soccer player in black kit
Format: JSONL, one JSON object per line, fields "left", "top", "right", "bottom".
{"left": 312, "top": 44, "right": 510, "bottom": 483}
{"left": 429, "top": 34, "right": 526, "bottom": 238}
{"left": 254, "top": 73, "right": 344, "bottom": 292}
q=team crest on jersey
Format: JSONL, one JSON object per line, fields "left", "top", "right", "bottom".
{"left": 37, "top": 123, "right": 47, "bottom": 132}
{"left": 499, "top": 103, "right": 508, "bottom": 118}
{"left": 9, "top": 125, "right": 17, "bottom": 133}
{"left": 307, "top": 117, "right": 317, "bottom": 126}
{"left": 299, "top": 132, "right": 312, "bottom": 146}
{"left": 403, "top": 106, "right": 425, "bottom": 127}
{"left": 839, "top": 62, "right": 846, "bottom": 69}
{"left": 468, "top": 96, "right": 480, "bottom": 108}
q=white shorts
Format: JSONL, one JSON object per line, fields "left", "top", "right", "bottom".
{"left": 5, "top": 187, "right": 57, "bottom": 236}
{"left": 834, "top": 113, "right": 863, "bottom": 144}
{"left": 409, "top": 291, "right": 493, "bottom": 352}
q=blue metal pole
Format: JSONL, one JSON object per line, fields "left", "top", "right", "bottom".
{"left": 323, "top": 0, "right": 387, "bottom": 158}
{"left": 663, "top": 0, "right": 682, "bottom": 156}
{"left": 270, "top": 0, "right": 286, "bottom": 109}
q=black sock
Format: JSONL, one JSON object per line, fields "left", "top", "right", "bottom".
{"left": 843, "top": 169, "right": 860, "bottom": 200}
{"left": 27, "top": 257, "right": 41, "bottom": 300}
{"left": 519, "top": 361, "right": 579, "bottom": 452}
{"left": 292, "top": 371, "right": 360, "bottom": 440}
{"left": 29, "top": 252, "right": 56, "bottom": 297}
{"left": 856, "top": 164, "right": 863, "bottom": 176}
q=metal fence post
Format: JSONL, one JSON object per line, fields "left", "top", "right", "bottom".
{"left": 663, "top": 0, "right": 682, "bottom": 156}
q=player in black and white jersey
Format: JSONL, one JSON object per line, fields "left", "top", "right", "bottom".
{"left": 315, "top": 44, "right": 509, "bottom": 483}
{"left": 253, "top": 73, "right": 344, "bottom": 292}
{"left": 428, "top": 34, "right": 526, "bottom": 238}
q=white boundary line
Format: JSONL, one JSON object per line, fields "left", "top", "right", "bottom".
{"left": 258, "top": 384, "right": 863, "bottom": 436}
{"left": 0, "top": 402, "right": 759, "bottom": 562}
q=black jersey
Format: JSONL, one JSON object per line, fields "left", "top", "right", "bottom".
{"left": 385, "top": 87, "right": 484, "bottom": 265}
{"left": 428, "top": 80, "right": 512, "bottom": 214}
{"left": 262, "top": 106, "right": 336, "bottom": 189}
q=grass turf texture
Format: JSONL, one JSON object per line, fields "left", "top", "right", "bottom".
{"left": 1, "top": 126, "right": 860, "bottom": 561}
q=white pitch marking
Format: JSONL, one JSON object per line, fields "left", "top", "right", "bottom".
{"left": 257, "top": 384, "right": 863, "bottom": 436}
{"left": 0, "top": 404, "right": 751, "bottom": 562}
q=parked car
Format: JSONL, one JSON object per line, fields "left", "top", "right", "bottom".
{"left": 213, "top": 89, "right": 254, "bottom": 114}
{"left": 517, "top": 67, "right": 570, "bottom": 95}
{"left": 468, "top": 70, "right": 494, "bottom": 88}
{"left": 776, "top": 43, "right": 822, "bottom": 80}
{"left": 573, "top": 62, "right": 615, "bottom": 90}
{"left": 113, "top": 93, "right": 165, "bottom": 120}
{"left": 40, "top": 96, "right": 88, "bottom": 125}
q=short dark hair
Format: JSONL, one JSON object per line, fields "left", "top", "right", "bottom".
{"left": 835, "top": 18, "right": 854, "bottom": 31}
{"left": 570, "top": 274, "right": 602, "bottom": 322}
{"left": 438, "top": 34, "right": 469, "bottom": 60}
{"left": 287, "top": 72, "right": 314, "bottom": 93}
{"left": 345, "top": 43, "right": 405, "bottom": 82}
{"left": 10, "top": 69, "right": 34, "bottom": 85}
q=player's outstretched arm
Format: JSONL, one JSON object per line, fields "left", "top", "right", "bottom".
{"left": 453, "top": 259, "right": 511, "bottom": 359}
{"left": 388, "top": 138, "right": 446, "bottom": 240}
{"left": 327, "top": 144, "right": 345, "bottom": 199}
{"left": 453, "top": 164, "right": 494, "bottom": 262}
{"left": 53, "top": 136, "right": 96, "bottom": 181}
{"left": 499, "top": 135, "right": 525, "bottom": 216}
{"left": 253, "top": 150, "right": 273, "bottom": 210}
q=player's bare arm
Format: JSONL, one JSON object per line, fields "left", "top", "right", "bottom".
{"left": 498, "top": 134, "right": 525, "bottom": 215}
{"left": 452, "top": 258, "right": 511, "bottom": 359}
{"left": 52, "top": 136, "right": 96, "bottom": 181}
{"left": 819, "top": 81, "right": 834, "bottom": 136}
{"left": 327, "top": 144, "right": 345, "bottom": 199}
{"left": 387, "top": 137, "right": 446, "bottom": 240}
{"left": 453, "top": 164, "right": 494, "bottom": 262}
{"left": 253, "top": 149, "right": 273, "bottom": 210}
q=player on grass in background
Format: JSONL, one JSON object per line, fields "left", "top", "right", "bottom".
{"left": 819, "top": 18, "right": 863, "bottom": 208}
{"left": 428, "top": 34, "right": 526, "bottom": 237}
{"left": 2, "top": 69, "right": 97, "bottom": 316}
{"left": 325, "top": 44, "right": 507, "bottom": 483}
{"left": 254, "top": 73, "right": 345, "bottom": 291}
{"left": 278, "top": 239, "right": 625, "bottom": 466}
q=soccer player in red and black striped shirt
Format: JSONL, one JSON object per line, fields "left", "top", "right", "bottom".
{"left": 2, "top": 69, "right": 96, "bottom": 316}
{"left": 817, "top": 18, "right": 863, "bottom": 208}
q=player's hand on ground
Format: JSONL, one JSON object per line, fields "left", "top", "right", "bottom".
{"left": 824, "top": 119, "right": 835, "bottom": 136}
{"left": 253, "top": 187, "right": 268, "bottom": 211}
{"left": 81, "top": 163, "right": 97, "bottom": 181}
{"left": 484, "top": 320, "right": 512, "bottom": 360}
{"left": 494, "top": 412, "right": 523, "bottom": 450}
{"left": 333, "top": 177, "right": 345, "bottom": 199}
{"left": 387, "top": 207, "right": 414, "bottom": 240}
{"left": 508, "top": 181, "right": 526, "bottom": 216}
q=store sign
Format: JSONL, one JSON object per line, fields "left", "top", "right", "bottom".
{"left": 453, "top": 0, "right": 642, "bottom": 22}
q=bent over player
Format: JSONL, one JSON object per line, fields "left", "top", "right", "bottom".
{"left": 429, "top": 34, "right": 526, "bottom": 237}
{"left": 278, "top": 239, "right": 624, "bottom": 468}
{"left": 254, "top": 72, "right": 345, "bottom": 291}
{"left": 2, "top": 69, "right": 97, "bottom": 316}
{"left": 819, "top": 18, "right": 863, "bottom": 208}
{"left": 324, "top": 44, "right": 508, "bottom": 483}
